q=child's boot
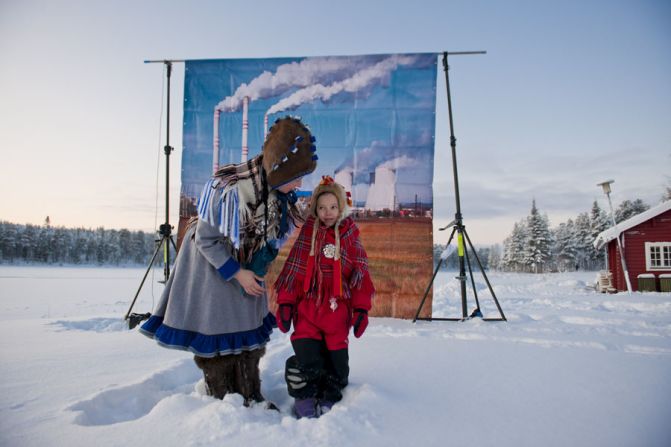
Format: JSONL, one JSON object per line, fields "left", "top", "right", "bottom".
{"left": 294, "top": 398, "right": 318, "bottom": 419}
{"left": 319, "top": 400, "right": 335, "bottom": 414}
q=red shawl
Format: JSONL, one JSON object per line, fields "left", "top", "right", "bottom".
{"left": 274, "top": 216, "right": 374, "bottom": 308}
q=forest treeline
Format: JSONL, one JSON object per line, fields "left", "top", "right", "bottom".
{"left": 434, "top": 197, "right": 662, "bottom": 273}
{"left": 0, "top": 221, "right": 157, "bottom": 265}
{"left": 2, "top": 194, "right": 665, "bottom": 270}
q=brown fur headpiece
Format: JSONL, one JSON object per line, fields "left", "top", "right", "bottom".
{"left": 262, "top": 116, "right": 318, "bottom": 189}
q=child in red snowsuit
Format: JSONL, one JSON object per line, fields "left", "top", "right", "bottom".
{"left": 274, "top": 176, "right": 374, "bottom": 418}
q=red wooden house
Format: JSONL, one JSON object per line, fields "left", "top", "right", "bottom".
{"left": 593, "top": 201, "right": 671, "bottom": 292}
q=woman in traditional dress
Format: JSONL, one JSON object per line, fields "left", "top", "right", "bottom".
{"left": 140, "top": 116, "right": 318, "bottom": 406}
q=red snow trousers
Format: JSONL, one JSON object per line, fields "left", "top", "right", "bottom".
{"left": 290, "top": 298, "right": 350, "bottom": 351}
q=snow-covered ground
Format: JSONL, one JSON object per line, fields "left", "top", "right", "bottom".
{"left": 1, "top": 265, "right": 670, "bottom": 447}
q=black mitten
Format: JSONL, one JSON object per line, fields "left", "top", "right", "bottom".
{"left": 352, "top": 309, "right": 368, "bottom": 338}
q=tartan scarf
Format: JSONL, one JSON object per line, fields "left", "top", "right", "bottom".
{"left": 199, "top": 155, "right": 305, "bottom": 264}
{"left": 274, "top": 215, "right": 369, "bottom": 304}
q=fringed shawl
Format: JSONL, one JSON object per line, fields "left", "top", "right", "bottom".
{"left": 196, "top": 155, "right": 304, "bottom": 265}
{"left": 274, "top": 216, "right": 371, "bottom": 305}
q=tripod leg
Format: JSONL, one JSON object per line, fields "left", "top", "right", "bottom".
{"left": 413, "top": 227, "right": 457, "bottom": 322}
{"left": 413, "top": 259, "right": 443, "bottom": 323}
{"left": 464, "top": 247, "right": 482, "bottom": 313}
{"left": 124, "top": 237, "right": 164, "bottom": 321}
{"left": 463, "top": 229, "right": 506, "bottom": 321}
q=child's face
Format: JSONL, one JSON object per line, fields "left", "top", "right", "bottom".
{"left": 316, "top": 192, "right": 340, "bottom": 228}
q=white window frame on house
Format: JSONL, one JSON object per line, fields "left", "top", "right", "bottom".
{"left": 645, "top": 242, "right": 671, "bottom": 270}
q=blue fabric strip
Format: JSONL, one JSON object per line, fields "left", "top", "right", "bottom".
{"left": 139, "top": 313, "right": 277, "bottom": 357}
{"left": 197, "top": 179, "right": 215, "bottom": 219}
{"left": 217, "top": 257, "right": 240, "bottom": 280}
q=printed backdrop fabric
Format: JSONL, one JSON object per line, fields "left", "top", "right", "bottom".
{"left": 180, "top": 53, "right": 438, "bottom": 318}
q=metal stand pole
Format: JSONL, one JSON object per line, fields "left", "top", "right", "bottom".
{"left": 124, "top": 60, "right": 180, "bottom": 328}
{"left": 413, "top": 51, "right": 506, "bottom": 322}
{"left": 605, "top": 191, "right": 633, "bottom": 293}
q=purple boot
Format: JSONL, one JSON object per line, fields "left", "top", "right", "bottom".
{"left": 294, "top": 398, "right": 318, "bottom": 419}
{"left": 319, "top": 400, "right": 335, "bottom": 415}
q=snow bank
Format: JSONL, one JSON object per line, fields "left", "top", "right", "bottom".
{"left": 1, "top": 266, "right": 670, "bottom": 447}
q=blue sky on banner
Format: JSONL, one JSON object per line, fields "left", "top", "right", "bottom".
{"left": 0, "top": 0, "right": 669, "bottom": 245}
{"left": 182, "top": 54, "right": 437, "bottom": 207}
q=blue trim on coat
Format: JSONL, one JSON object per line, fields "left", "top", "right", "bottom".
{"left": 139, "top": 313, "right": 277, "bottom": 357}
{"left": 217, "top": 257, "right": 240, "bottom": 281}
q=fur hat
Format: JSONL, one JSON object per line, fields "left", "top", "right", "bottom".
{"left": 308, "top": 175, "right": 352, "bottom": 223}
{"left": 262, "top": 116, "right": 318, "bottom": 189}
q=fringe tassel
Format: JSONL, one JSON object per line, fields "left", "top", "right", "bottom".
{"left": 275, "top": 272, "right": 297, "bottom": 293}
{"left": 349, "top": 268, "right": 364, "bottom": 290}
{"left": 197, "top": 180, "right": 240, "bottom": 250}
{"left": 304, "top": 218, "right": 319, "bottom": 294}
{"left": 197, "top": 178, "right": 216, "bottom": 220}
{"left": 303, "top": 254, "right": 315, "bottom": 294}
{"left": 309, "top": 218, "right": 319, "bottom": 256}
{"left": 218, "top": 188, "right": 239, "bottom": 249}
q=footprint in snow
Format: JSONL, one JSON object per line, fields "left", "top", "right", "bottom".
{"left": 50, "top": 317, "right": 127, "bottom": 332}
{"left": 68, "top": 358, "right": 201, "bottom": 426}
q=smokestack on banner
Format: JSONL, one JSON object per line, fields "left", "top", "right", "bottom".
{"left": 264, "top": 113, "right": 269, "bottom": 141}
{"left": 213, "top": 109, "right": 221, "bottom": 173}
{"left": 241, "top": 97, "right": 249, "bottom": 162}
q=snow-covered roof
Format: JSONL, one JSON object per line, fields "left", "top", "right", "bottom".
{"left": 593, "top": 200, "right": 671, "bottom": 250}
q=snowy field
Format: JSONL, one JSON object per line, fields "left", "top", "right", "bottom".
{"left": 1, "top": 265, "right": 670, "bottom": 447}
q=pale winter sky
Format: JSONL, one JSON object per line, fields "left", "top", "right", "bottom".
{"left": 0, "top": 0, "right": 669, "bottom": 245}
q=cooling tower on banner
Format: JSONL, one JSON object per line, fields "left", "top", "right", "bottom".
{"left": 365, "top": 164, "right": 397, "bottom": 211}
{"left": 334, "top": 167, "right": 353, "bottom": 197}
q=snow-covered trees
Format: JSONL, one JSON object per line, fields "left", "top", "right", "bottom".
{"left": 573, "top": 212, "right": 593, "bottom": 270}
{"left": 552, "top": 219, "right": 578, "bottom": 272}
{"left": 502, "top": 221, "right": 529, "bottom": 272}
{"left": 432, "top": 242, "right": 493, "bottom": 271}
{"left": 0, "top": 221, "right": 156, "bottom": 265}
{"left": 588, "top": 201, "right": 609, "bottom": 266}
{"left": 500, "top": 200, "right": 553, "bottom": 273}
{"left": 499, "top": 198, "right": 651, "bottom": 272}
{"left": 487, "top": 244, "right": 502, "bottom": 271}
{"left": 523, "top": 200, "right": 553, "bottom": 273}
{"left": 614, "top": 199, "right": 649, "bottom": 223}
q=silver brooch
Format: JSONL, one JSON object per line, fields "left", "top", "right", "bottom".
{"left": 329, "top": 297, "right": 338, "bottom": 312}
{"left": 322, "top": 243, "right": 336, "bottom": 259}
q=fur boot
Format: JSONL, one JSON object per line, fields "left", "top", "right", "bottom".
{"left": 194, "top": 354, "right": 237, "bottom": 400}
{"left": 239, "top": 348, "right": 266, "bottom": 406}
{"left": 194, "top": 348, "right": 275, "bottom": 409}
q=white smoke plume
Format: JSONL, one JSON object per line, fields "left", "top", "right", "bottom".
{"left": 335, "top": 140, "right": 387, "bottom": 180}
{"left": 266, "top": 54, "right": 420, "bottom": 115}
{"left": 215, "top": 56, "right": 380, "bottom": 112}
{"left": 377, "top": 155, "right": 419, "bottom": 170}
{"left": 337, "top": 141, "right": 421, "bottom": 182}
{"left": 334, "top": 165, "right": 353, "bottom": 175}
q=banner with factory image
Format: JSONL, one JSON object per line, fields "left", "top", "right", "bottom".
{"left": 180, "top": 53, "right": 438, "bottom": 319}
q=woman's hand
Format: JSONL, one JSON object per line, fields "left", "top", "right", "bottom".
{"left": 233, "top": 269, "right": 265, "bottom": 297}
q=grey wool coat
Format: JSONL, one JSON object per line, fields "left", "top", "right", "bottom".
{"left": 140, "top": 199, "right": 275, "bottom": 357}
